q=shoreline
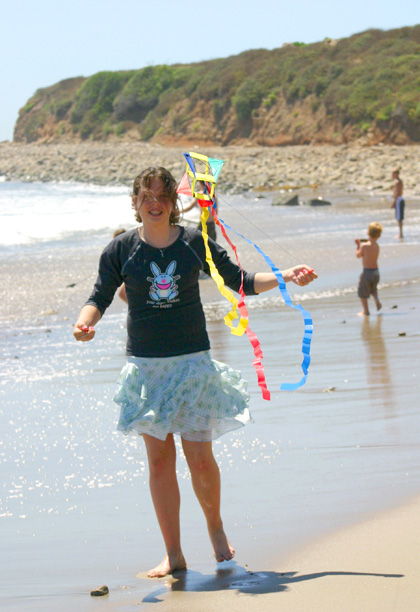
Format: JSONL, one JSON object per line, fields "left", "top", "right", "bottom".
{"left": 1, "top": 141, "right": 420, "bottom": 195}
{"left": 129, "top": 492, "right": 420, "bottom": 612}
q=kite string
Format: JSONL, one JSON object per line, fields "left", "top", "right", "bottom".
{"left": 205, "top": 191, "right": 302, "bottom": 266}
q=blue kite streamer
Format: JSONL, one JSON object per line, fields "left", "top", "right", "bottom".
{"left": 217, "top": 216, "right": 313, "bottom": 391}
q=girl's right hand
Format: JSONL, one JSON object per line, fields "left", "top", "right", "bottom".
{"left": 73, "top": 324, "right": 95, "bottom": 342}
{"left": 284, "top": 265, "right": 318, "bottom": 286}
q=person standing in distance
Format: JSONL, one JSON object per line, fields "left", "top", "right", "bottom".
{"left": 391, "top": 168, "right": 404, "bottom": 239}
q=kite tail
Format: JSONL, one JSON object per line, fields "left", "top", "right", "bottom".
{"left": 211, "top": 205, "right": 271, "bottom": 400}
{"left": 215, "top": 215, "right": 314, "bottom": 392}
{"left": 178, "top": 150, "right": 313, "bottom": 395}
{"left": 199, "top": 206, "right": 248, "bottom": 336}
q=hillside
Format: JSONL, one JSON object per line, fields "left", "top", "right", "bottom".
{"left": 13, "top": 25, "right": 420, "bottom": 146}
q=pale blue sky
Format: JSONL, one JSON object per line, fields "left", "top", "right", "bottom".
{"left": 1, "top": 0, "right": 419, "bottom": 142}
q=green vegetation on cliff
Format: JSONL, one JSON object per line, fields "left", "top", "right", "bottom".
{"left": 14, "top": 25, "right": 420, "bottom": 145}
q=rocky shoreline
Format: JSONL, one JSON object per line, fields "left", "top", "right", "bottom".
{"left": 1, "top": 141, "right": 420, "bottom": 195}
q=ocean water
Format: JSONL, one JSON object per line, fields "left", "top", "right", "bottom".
{"left": 0, "top": 181, "right": 140, "bottom": 247}
{"left": 1, "top": 181, "right": 420, "bottom": 611}
{"left": 1, "top": 179, "right": 420, "bottom": 294}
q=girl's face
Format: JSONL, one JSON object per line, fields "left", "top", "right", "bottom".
{"left": 135, "top": 178, "right": 174, "bottom": 227}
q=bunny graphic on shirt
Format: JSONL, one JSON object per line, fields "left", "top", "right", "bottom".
{"left": 147, "top": 261, "right": 180, "bottom": 302}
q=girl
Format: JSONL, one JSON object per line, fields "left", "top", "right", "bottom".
{"left": 73, "top": 166, "right": 317, "bottom": 578}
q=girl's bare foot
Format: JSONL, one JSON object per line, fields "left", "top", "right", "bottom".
{"left": 376, "top": 301, "right": 382, "bottom": 311}
{"left": 147, "top": 553, "right": 187, "bottom": 578}
{"left": 209, "top": 526, "right": 235, "bottom": 562}
{"left": 357, "top": 311, "right": 369, "bottom": 316}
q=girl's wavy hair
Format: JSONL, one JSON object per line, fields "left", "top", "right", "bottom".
{"left": 131, "top": 167, "right": 180, "bottom": 224}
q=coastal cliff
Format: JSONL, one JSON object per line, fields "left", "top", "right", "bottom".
{"left": 13, "top": 26, "right": 420, "bottom": 147}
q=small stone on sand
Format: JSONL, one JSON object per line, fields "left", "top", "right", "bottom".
{"left": 90, "top": 585, "right": 109, "bottom": 597}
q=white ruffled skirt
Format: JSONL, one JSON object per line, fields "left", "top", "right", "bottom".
{"left": 114, "top": 350, "right": 252, "bottom": 442}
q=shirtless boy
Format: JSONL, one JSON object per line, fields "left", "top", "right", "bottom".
{"left": 355, "top": 222, "right": 383, "bottom": 316}
{"left": 391, "top": 168, "right": 404, "bottom": 239}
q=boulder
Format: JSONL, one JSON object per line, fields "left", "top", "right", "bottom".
{"left": 272, "top": 194, "right": 299, "bottom": 206}
{"left": 306, "top": 197, "right": 332, "bottom": 206}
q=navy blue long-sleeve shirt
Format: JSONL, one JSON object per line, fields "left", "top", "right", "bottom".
{"left": 86, "top": 226, "right": 256, "bottom": 358}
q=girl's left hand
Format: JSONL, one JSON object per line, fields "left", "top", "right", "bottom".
{"left": 286, "top": 265, "right": 318, "bottom": 286}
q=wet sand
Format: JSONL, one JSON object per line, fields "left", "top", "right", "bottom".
{"left": 2, "top": 281, "right": 419, "bottom": 611}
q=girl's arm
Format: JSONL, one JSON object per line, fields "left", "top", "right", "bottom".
{"left": 73, "top": 304, "right": 102, "bottom": 342}
{"left": 254, "top": 265, "right": 317, "bottom": 294}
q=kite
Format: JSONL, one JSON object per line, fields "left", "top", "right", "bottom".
{"left": 177, "top": 152, "right": 313, "bottom": 400}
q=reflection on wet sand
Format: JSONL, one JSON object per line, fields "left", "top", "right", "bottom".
{"left": 361, "top": 316, "right": 395, "bottom": 416}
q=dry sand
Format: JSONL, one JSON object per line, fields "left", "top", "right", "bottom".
{"left": 268, "top": 494, "right": 420, "bottom": 612}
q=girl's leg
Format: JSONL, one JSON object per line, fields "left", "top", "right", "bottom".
{"left": 143, "top": 433, "right": 186, "bottom": 577}
{"left": 181, "top": 438, "right": 235, "bottom": 563}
